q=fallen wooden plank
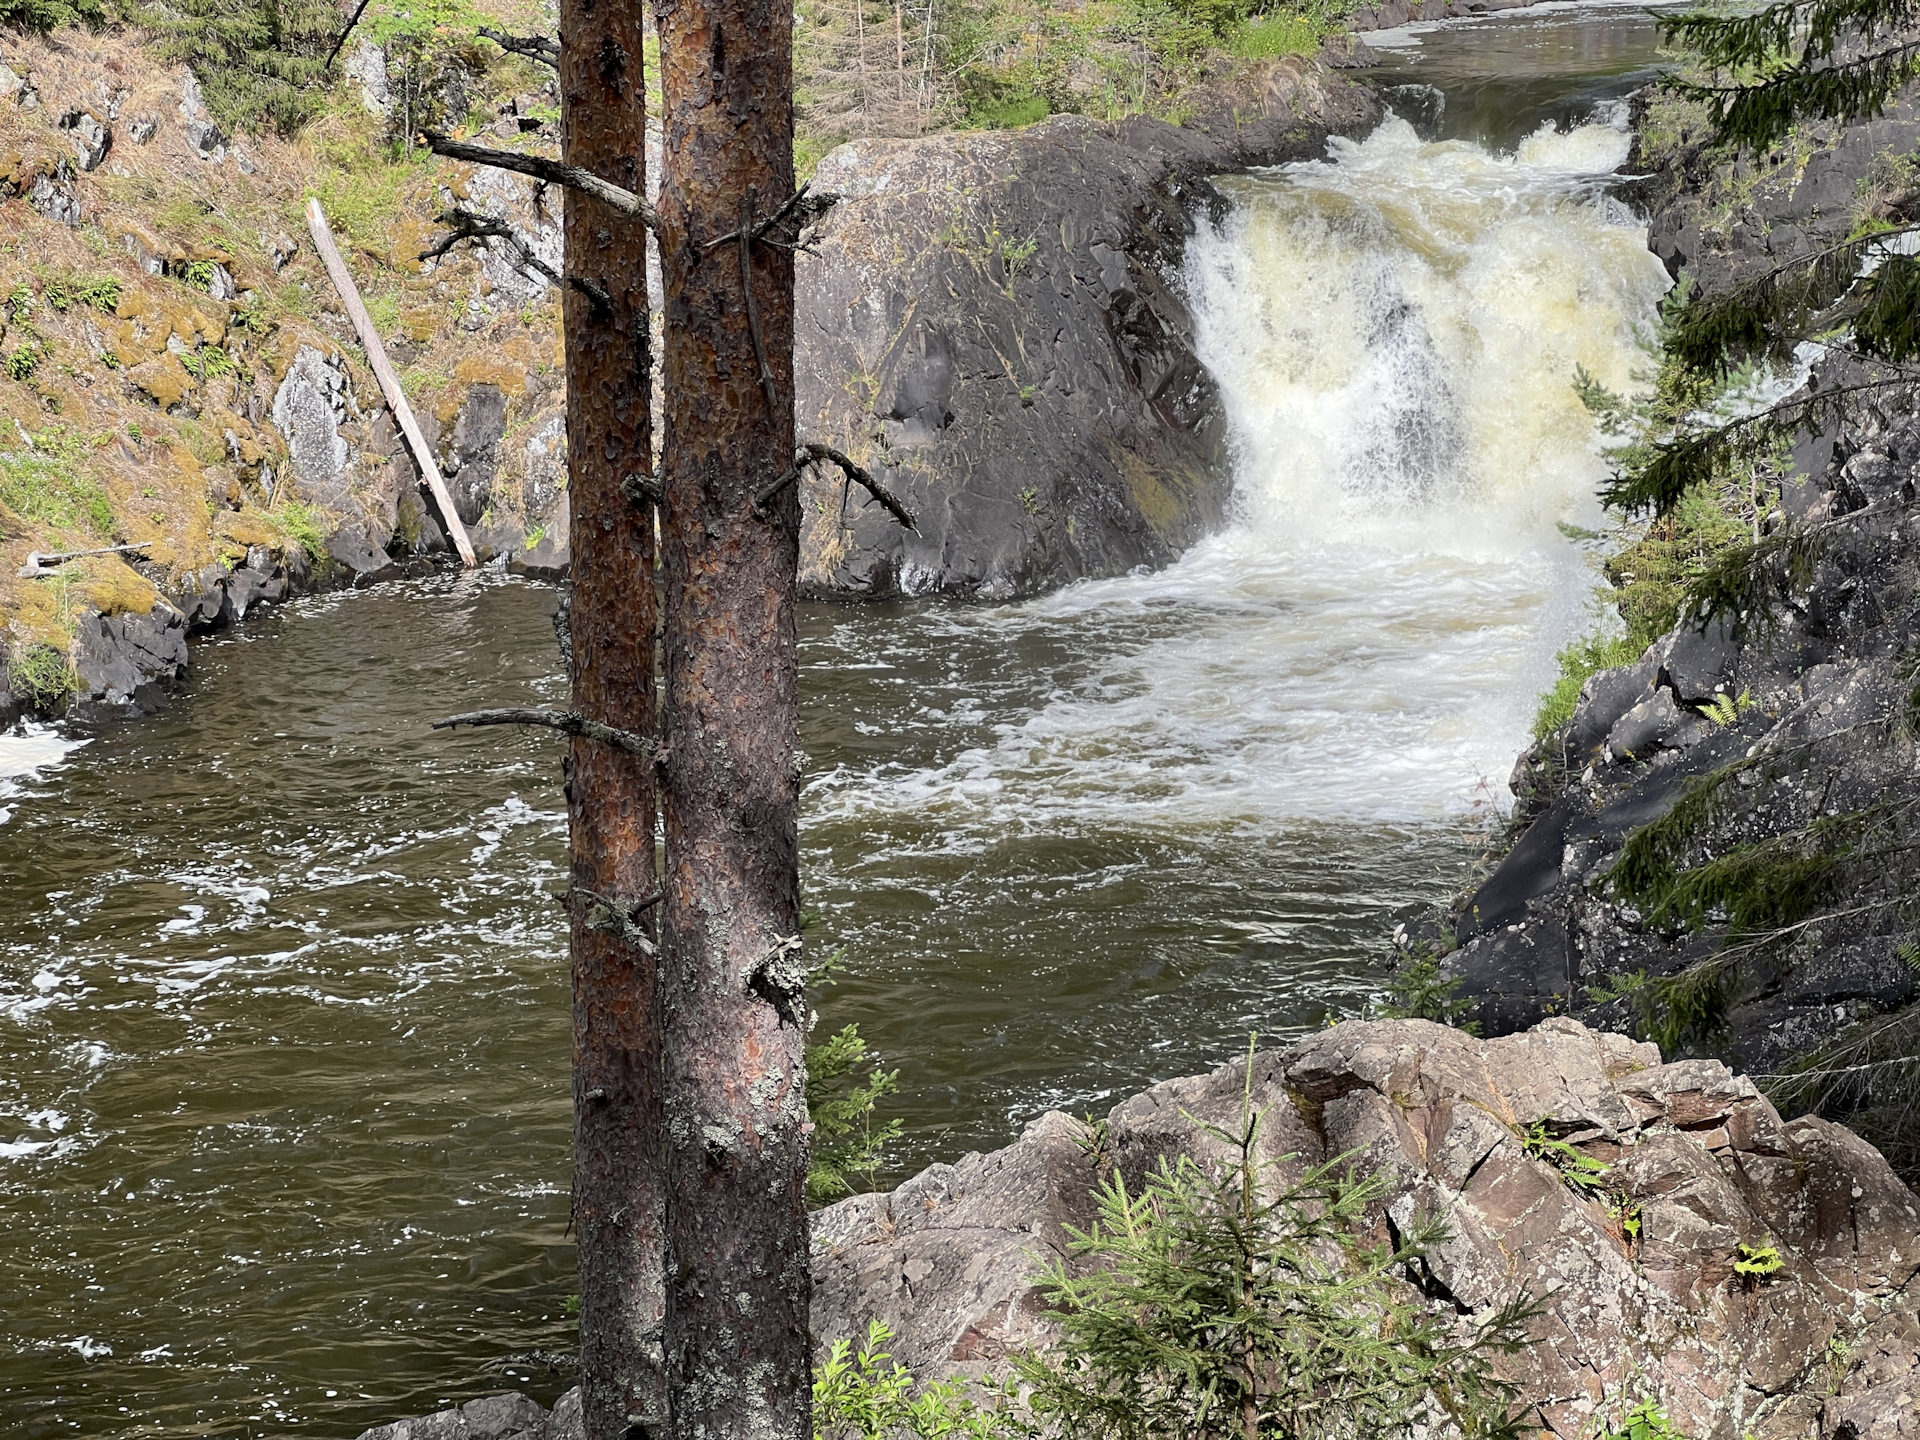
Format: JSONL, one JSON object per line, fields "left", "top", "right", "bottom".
{"left": 304, "top": 196, "right": 478, "bottom": 568}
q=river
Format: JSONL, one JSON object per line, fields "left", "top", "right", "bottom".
{"left": 0, "top": 7, "right": 1674, "bottom": 1434}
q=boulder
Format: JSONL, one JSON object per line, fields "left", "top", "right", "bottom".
{"left": 372, "top": 1021, "right": 1920, "bottom": 1440}
{"left": 794, "top": 58, "right": 1378, "bottom": 599}
{"left": 810, "top": 1018, "right": 1920, "bottom": 1440}
{"left": 69, "top": 603, "right": 189, "bottom": 720}
{"left": 271, "top": 345, "right": 355, "bottom": 509}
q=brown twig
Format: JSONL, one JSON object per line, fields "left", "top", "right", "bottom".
{"left": 422, "top": 131, "right": 658, "bottom": 230}
{"left": 433, "top": 708, "right": 654, "bottom": 756}
{"left": 754, "top": 442, "right": 917, "bottom": 531}
{"left": 740, "top": 185, "right": 779, "bottom": 417}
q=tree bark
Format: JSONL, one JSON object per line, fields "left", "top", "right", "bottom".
{"left": 560, "top": 0, "right": 663, "bottom": 1432}
{"left": 654, "top": 0, "right": 810, "bottom": 1438}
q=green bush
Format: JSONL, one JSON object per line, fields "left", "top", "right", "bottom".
{"left": 1017, "top": 1068, "right": 1538, "bottom": 1440}
{"left": 0, "top": 0, "right": 107, "bottom": 32}
{"left": 1532, "top": 631, "right": 1641, "bottom": 739}
{"left": 6, "top": 641, "right": 76, "bottom": 710}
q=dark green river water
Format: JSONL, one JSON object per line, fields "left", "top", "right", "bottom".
{"left": 0, "top": 6, "right": 1676, "bottom": 1433}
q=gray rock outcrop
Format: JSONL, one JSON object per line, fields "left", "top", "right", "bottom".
{"left": 1440, "top": 83, "right": 1920, "bottom": 1082}
{"left": 362, "top": 1019, "right": 1920, "bottom": 1440}
{"left": 794, "top": 58, "right": 1377, "bottom": 599}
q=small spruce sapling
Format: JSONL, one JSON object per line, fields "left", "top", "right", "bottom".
{"left": 1018, "top": 1044, "right": 1538, "bottom": 1440}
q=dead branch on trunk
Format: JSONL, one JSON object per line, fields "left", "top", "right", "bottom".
{"left": 422, "top": 131, "right": 658, "bottom": 230}
{"left": 740, "top": 187, "right": 780, "bottom": 416}
{"left": 755, "top": 441, "right": 917, "bottom": 530}
{"left": 421, "top": 209, "right": 614, "bottom": 316}
{"left": 433, "top": 708, "right": 654, "bottom": 756}
{"left": 480, "top": 25, "right": 561, "bottom": 67}
{"left": 622, "top": 472, "right": 663, "bottom": 506}
{"left": 571, "top": 885, "right": 665, "bottom": 951}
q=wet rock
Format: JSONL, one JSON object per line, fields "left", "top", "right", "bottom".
{"left": 795, "top": 58, "right": 1378, "bottom": 599}
{"left": 57, "top": 109, "right": 110, "bottom": 171}
{"left": 70, "top": 604, "right": 189, "bottom": 720}
{"left": 270, "top": 346, "right": 354, "bottom": 509}
{"left": 442, "top": 382, "right": 508, "bottom": 526}
{"left": 327, "top": 526, "right": 401, "bottom": 589}
{"left": 352, "top": 1390, "right": 551, "bottom": 1440}
{"left": 1604, "top": 688, "right": 1694, "bottom": 762}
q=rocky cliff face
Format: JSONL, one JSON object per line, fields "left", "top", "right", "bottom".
{"left": 361, "top": 1018, "right": 1920, "bottom": 1440}
{"left": 1441, "top": 90, "right": 1920, "bottom": 1120}
{"left": 792, "top": 58, "right": 1378, "bottom": 599}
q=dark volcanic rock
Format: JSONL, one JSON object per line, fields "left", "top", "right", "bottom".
{"left": 69, "top": 603, "right": 188, "bottom": 721}
{"left": 795, "top": 58, "right": 1378, "bottom": 599}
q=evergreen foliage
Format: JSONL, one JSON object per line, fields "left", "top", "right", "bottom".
{"left": 1607, "top": 0, "right": 1920, "bottom": 559}
{"left": 1015, "top": 1076, "right": 1537, "bottom": 1440}
{"left": 144, "top": 0, "right": 341, "bottom": 135}
{"left": 0, "top": 0, "right": 106, "bottom": 33}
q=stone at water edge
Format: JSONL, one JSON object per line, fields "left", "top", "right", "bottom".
{"left": 362, "top": 1017, "right": 1920, "bottom": 1440}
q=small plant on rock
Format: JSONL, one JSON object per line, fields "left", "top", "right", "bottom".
{"left": 1019, "top": 1061, "right": 1539, "bottom": 1440}
{"left": 1733, "top": 1240, "right": 1783, "bottom": 1282}
{"left": 1597, "top": 1399, "right": 1689, "bottom": 1440}
{"left": 815, "top": 1320, "right": 1012, "bottom": 1440}
{"left": 1520, "top": 1122, "right": 1613, "bottom": 1200}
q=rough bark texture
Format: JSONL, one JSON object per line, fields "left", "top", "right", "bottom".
{"left": 559, "top": 0, "right": 663, "bottom": 1434}
{"left": 655, "top": 0, "right": 811, "bottom": 1438}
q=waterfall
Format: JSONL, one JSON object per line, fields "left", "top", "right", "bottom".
{"left": 807, "top": 111, "right": 1673, "bottom": 835}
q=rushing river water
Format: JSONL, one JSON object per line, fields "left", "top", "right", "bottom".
{"left": 2, "top": 8, "right": 1675, "bottom": 1435}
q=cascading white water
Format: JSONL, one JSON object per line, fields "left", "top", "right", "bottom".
{"left": 808, "top": 112, "right": 1674, "bottom": 835}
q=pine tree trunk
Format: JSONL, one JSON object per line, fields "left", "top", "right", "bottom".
{"left": 560, "top": 0, "right": 663, "bottom": 1432}
{"left": 654, "top": 0, "right": 810, "bottom": 1438}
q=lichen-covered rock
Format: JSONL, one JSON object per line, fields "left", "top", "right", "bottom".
{"left": 794, "top": 58, "right": 1378, "bottom": 600}
{"left": 271, "top": 345, "right": 354, "bottom": 509}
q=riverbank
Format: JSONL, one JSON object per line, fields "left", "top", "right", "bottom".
{"left": 1435, "top": 79, "right": 1920, "bottom": 1178}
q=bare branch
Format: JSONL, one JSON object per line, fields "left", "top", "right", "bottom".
{"left": 622, "top": 472, "right": 663, "bottom": 506}
{"left": 754, "top": 441, "right": 917, "bottom": 530}
{"left": 740, "top": 186, "right": 780, "bottom": 417}
{"left": 570, "top": 884, "right": 664, "bottom": 953}
{"left": 325, "top": 0, "right": 376, "bottom": 69}
{"left": 479, "top": 25, "right": 561, "bottom": 67}
{"left": 422, "top": 208, "right": 616, "bottom": 318}
{"left": 19, "top": 541, "right": 150, "bottom": 578}
{"left": 422, "top": 131, "right": 658, "bottom": 231}
{"left": 433, "top": 708, "right": 654, "bottom": 756}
